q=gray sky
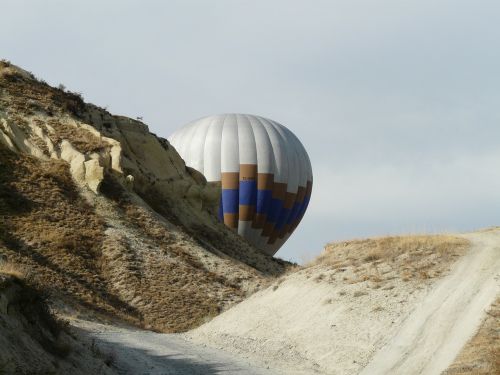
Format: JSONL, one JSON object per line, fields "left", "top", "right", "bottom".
{"left": 2, "top": 0, "right": 499, "bottom": 262}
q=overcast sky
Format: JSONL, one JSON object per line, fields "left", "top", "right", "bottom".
{"left": 2, "top": 0, "right": 499, "bottom": 262}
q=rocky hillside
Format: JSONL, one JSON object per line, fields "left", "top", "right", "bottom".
{"left": 0, "top": 60, "right": 288, "bottom": 333}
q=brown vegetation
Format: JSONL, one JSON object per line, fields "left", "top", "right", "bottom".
{"left": 0, "top": 142, "right": 134, "bottom": 321}
{"left": 444, "top": 298, "right": 500, "bottom": 374}
{"left": 1, "top": 143, "right": 227, "bottom": 331}
{"left": 0, "top": 61, "right": 288, "bottom": 334}
{"left": 310, "top": 234, "right": 470, "bottom": 285}
{"left": 0, "top": 269, "right": 118, "bottom": 374}
{"left": 44, "top": 118, "right": 105, "bottom": 153}
{"left": 0, "top": 141, "right": 266, "bottom": 332}
{"left": 0, "top": 272, "right": 70, "bottom": 359}
{"left": 0, "top": 59, "right": 85, "bottom": 118}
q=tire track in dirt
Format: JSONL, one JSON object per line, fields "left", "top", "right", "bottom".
{"left": 360, "top": 229, "right": 500, "bottom": 375}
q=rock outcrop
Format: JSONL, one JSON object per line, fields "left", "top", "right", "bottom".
{"left": 0, "top": 60, "right": 289, "bottom": 334}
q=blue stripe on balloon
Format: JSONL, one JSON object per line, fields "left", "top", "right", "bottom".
{"left": 222, "top": 189, "right": 239, "bottom": 214}
{"left": 296, "top": 195, "right": 311, "bottom": 221}
{"left": 256, "top": 189, "right": 272, "bottom": 214}
{"left": 239, "top": 180, "right": 257, "bottom": 206}
{"left": 275, "top": 207, "right": 291, "bottom": 230}
{"left": 303, "top": 195, "right": 311, "bottom": 211}
{"left": 267, "top": 198, "right": 283, "bottom": 223}
{"left": 287, "top": 201, "right": 302, "bottom": 224}
{"left": 218, "top": 194, "right": 224, "bottom": 221}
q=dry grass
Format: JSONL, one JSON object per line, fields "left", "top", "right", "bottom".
{"left": 98, "top": 176, "right": 247, "bottom": 331}
{"left": 136, "top": 182, "right": 290, "bottom": 276}
{"left": 0, "top": 143, "right": 131, "bottom": 321}
{"left": 0, "top": 143, "right": 221, "bottom": 331}
{"left": 45, "top": 118, "right": 105, "bottom": 153}
{"left": 310, "top": 234, "right": 470, "bottom": 284}
{"left": 0, "top": 261, "right": 26, "bottom": 279}
{"left": 0, "top": 64, "right": 289, "bottom": 333}
{"left": 0, "top": 274, "right": 71, "bottom": 358}
{"left": 0, "top": 63, "right": 105, "bottom": 155}
{"left": 0, "top": 62, "right": 85, "bottom": 118}
{"left": 0, "top": 142, "right": 265, "bottom": 332}
{"left": 444, "top": 298, "right": 500, "bottom": 374}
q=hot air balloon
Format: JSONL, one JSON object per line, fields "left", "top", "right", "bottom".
{"left": 168, "top": 114, "right": 312, "bottom": 255}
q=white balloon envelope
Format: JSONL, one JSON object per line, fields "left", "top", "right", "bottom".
{"left": 168, "top": 114, "right": 312, "bottom": 255}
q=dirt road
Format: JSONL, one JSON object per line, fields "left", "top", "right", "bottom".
{"left": 360, "top": 229, "right": 500, "bottom": 374}
{"left": 73, "top": 320, "right": 282, "bottom": 375}
{"left": 187, "top": 229, "right": 499, "bottom": 375}
{"left": 71, "top": 229, "right": 499, "bottom": 375}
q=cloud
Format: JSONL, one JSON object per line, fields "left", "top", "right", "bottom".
{"left": 311, "top": 150, "right": 500, "bottom": 220}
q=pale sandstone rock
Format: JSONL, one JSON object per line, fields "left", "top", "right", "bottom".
{"left": 0, "top": 118, "right": 46, "bottom": 159}
{"left": 84, "top": 159, "right": 104, "bottom": 193}
{"left": 59, "top": 140, "right": 86, "bottom": 183}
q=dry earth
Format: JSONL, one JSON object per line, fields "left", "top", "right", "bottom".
{"left": 0, "top": 271, "right": 115, "bottom": 375}
{"left": 187, "top": 230, "right": 500, "bottom": 375}
{"left": 0, "top": 60, "right": 288, "bottom": 335}
{"left": 71, "top": 319, "right": 283, "bottom": 375}
{"left": 445, "top": 296, "right": 500, "bottom": 374}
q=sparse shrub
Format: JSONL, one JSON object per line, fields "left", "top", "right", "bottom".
{"left": 314, "top": 273, "right": 325, "bottom": 282}
{"left": 0, "top": 59, "right": 11, "bottom": 67}
{"left": 310, "top": 234, "right": 470, "bottom": 284}
{"left": 364, "top": 251, "right": 382, "bottom": 262}
{"left": 353, "top": 290, "right": 367, "bottom": 297}
{"left": 0, "top": 261, "right": 26, "bottom": 279}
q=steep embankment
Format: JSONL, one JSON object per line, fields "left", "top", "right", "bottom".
{"left": 0, "top": 270, "right": 115, "bottom": 375}
{"left": 188, "top": 231, "right": 500, "bottom": 375}
{"left": 0, "top": 60, "right": 288, "bottom": 334}
{"left": 360, "top": 229, "right": 499, "bottom": 375}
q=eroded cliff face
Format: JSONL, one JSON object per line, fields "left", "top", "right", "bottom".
{"left": 0, "top": 60, "right": 288, "bottom": 333}
{"left": 0, "top": 61, "right": 218, "bottom": 219}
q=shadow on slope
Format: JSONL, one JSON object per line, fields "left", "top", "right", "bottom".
{"left": 71, "top": 324, "right": 266, "bottom": 375}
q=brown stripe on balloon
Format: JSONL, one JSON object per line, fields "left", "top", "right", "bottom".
{"left": 283, "top": 192, "right": 296, "bottom": 209}
{"left": 223, "top": 213, "right": 238, "bottom": 229}
{"left": 239, "top": 205, "right": 255, "bottom": 221}
{"left": 221, "top": 172, "right": 239, "bottom": 189}
{"left": 306, "top": 180, "right": 313, "bottom": 196}
{"left": 252, "top": 213, "right": 267, "bottom": 229}
{"left": 251, "top": 173, "right": 274, "bottom": 229}
{"left": 240, "top": 164, "right": 257, "bottom": 181}
{"left": 267, "top": 230, "right": 278, "bottom": 245}
{"left": 267, "top": 232, "right": 279, "bottom": 244}
{"left": 295, "top": 186, "right": 306, "bottom": 204}
{"left": 262, "top": 222, "right": 275, "bottom": 236}
{"left": 278, "top": 186, "right": 305, "bottom": 238}
{"left": 289, "top": 180, "right": 313, "bottom": 232}
{"left": 278, "top": 224, "right": 291, "bottom": 239}
{"left": 257, "top": 173, "right": 273, "bottom": 190}
{"left": 239, "top": 164, "right": 257, "bottom": 223}
{"left": 272, "top": 182, "right": 287, "bottom": 200}
{"left": 268, "top": 191, "right": 296, "bottom": 240}
{"left": 261, "top": 181, "right": 287, "bottom": 236}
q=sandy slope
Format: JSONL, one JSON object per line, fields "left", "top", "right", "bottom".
{"left": 72, "top": 319, "right": 282, "bottom": 375}
{"left": 360, "top": 229, "right": 500, "bottom": 374}
{"left": 187, "top": 229, "right": 500, "bottom": 375}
